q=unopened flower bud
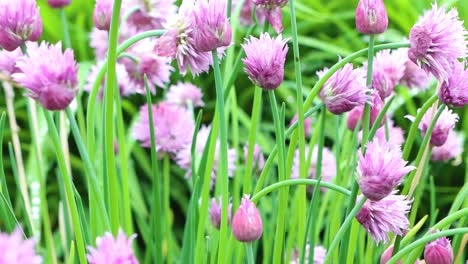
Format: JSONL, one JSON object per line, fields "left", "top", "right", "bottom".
{"left": 424, "top": 233, "right": 453, "bottom": 264}
{"left": 47, "top": 0, "right": 71, "bottom": 8}
{"left": 355, "top": 0, "right": 388, "bottom": 34}
{"left": 93, "top": 0, "right": 113, "bottom": 30}
{"left": 232, "top": 196, "right": 263, "bottom": 242}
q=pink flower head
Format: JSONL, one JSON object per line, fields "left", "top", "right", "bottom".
{"left": 0, "top": 47, "right": 22, "bottom": 76}
{"left": 290, "top": 244, "right": 326, "bottom": 264}
{"left": 439, "top": 61, "right": 468, "bottom": 108}
{"left": 243, "top": 144, "right": 265, "bottom": 174}
{"left": 233, "top": 0, "right": 255, "bottom": 26}
{"left": 84, "top": 61, "right": 132, "bottom": 99}
{"left": 347, "top": 92, "right": 384, "bottom": 131}
{"left": 355, "top": 0, "right": 388, "bottom": 34}
{"left": 90, "top": 28, "right": 111, "bottom": 60}
{"left": 358, "top": 138, "right": 415, "bottom": 201}
{"left": 87, "top": 230, "right": 139, "bottom": 264}
{"left": 232, "top": 195, "right": 263, "bottom": 242}
{"left": 47, "top": 0, "right": 71, "bottom": 8}
{"left": 424, "top": 232, "right": 453, "bottom": 264}
{"left": 253, "top": 0, "right": 288, "bottom": 33}
{"left": 0, "top": 228, "right": 42, "bottom": 264}
{"left": 93, "top": 0, "right": 113, "bottom": 30}
{"left": 0, "top": 0, "right": 42, "bottom": 51}
{"left": 121, "top": 40, "right": 173, "bottom": 94}
{"left": 372, "top": 120, "right": 405, "bottom": 147}
{"left": 166, "top": 82, "right": 205, "bottom": 107}
{"left": 13, "top": 42, "right": 78, "bottom": 111}
{"left": 176, "top": 125, "right": 237, "bottom": 188}
{"left": 291, "top": 146, "right": 336, "bottom": 192}
{"left": 400, "top": 59, "right": 432, "bottom": 90}
{"left": 242, "top": 32, "right": 288, "bottom": 90}
{"left": 124, "top": 0, "right": 177, "bottom": 31}
{"left": 318, "top": 63, "right": 369, "bottom": 114}
{"left": 290, "top": 113, "right": 312, "bottom": 138}
{"left": 356, "top": 193, "right": 412, "bottom": 244}
{"left": 408, "top": 4, "right": 468, "bottom": 81}
{"left": 368, "top": 49, "right": 407, "bottom": 99}
{"left": 134, "top": 102, "right": 195, "bottom": 154}
{"left": 417, "top": 106, "right": 459, "bottom": 147}
{"left": 209, "top": 197, "right": 233, "bottom": 229}
{"left": 380, "top": 245, "right": 401, "bottom": 264}
{"left": 431, "top": 130, "right": 463, "bottom": 162}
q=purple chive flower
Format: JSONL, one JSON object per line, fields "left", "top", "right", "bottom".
{"left": 242, "top": 32, "right": 288, "bottom": 90}
{"left": 347, "top": 92, "right": 384, "bottom": 131}
{"left": 371, "top": 120, "right": 405, "bottom": 147}
{"left": 93, "top": 0, "right": 113, "bottom": 30}
{"left": 233, "top": 0, "right": 255, "bottom": 26}
{"left": 358, "top": 138, "right": 415, "bottom": 201}
{"left": 0, "top": 47, "right": 22, "bottom": 76}
{"left": 424, "top": 232, "right": 453, "bottom": 264}
{"left": 356, "top": 192, "right": 412, "bottom": 244}
{"left": 0, "top": 0, "right": 42, "bottom": 51}
{"left": 400, "top": 59, "right": 432, "bottom": 90}
{"left": 431, "top": 130, "right": 463, "bottom": 162}
{"left": 439, "top": 61, "right": 468, "bottom": 108}
{"left": 318, "top": 63, "right": 369, "bottom": 114}
{"left": 191, "top": 0, "right": 232, "bottom": 52}
{"left": 243, "top": 144, "right": 265, "bottom": 174}
{"left": 355, "top": 0, "right": 388, "bottom": 34}
{"left": 417, "top": 106, "right": 459, "bottom": 147}
{"left": 290, "top": 114, "right": 312, "bottom": 138}
{"left": 90, "top": 28, "right": 111, "bottom": 60}
{"left": 47, "top": 0, "right": 71, "bottom": 8}
{"left": 380, "top": 246, "right": 401, "bottom": 264}
{"left": 253, "top": 0, "right": 288, "bottom": 33}
{"left": 408, "top": 4, "right": 468, "bottom": 81}
{"left": 84, "top": 61, "right": 132, "bottom": 99}
{"left": 166, "top": 82, "right": 205, "bottom": 108}
{"left": 133, "top": 102, "right": 195, "bottom": 154}
{"left": 87, "top": 230, "right": 138, "bottom": 264}
{"left": 367, "top": 49, "right": 407, "bottom": 99}
{"left": 0, "top": 228, "right": 42, "bottom": 264}
{"left": 232, "top": 195, "right": 263, "bottom": 242}
{"left": 12, "top": 42, "right": 78, "bottom": 111}
{"left": 291, "top": 146, "right": 336, "bottom": 192}
{"left": 209, "top": 197, "right": 233, "bottom": 229}
{"left": 123, "top": 0, "right": 177, "bottom": 31}
{"left": 176, "top": 125, "right": 237, "bottom": 188}
{"left": 290, "top": 245, "right": 326, "bottom": 264}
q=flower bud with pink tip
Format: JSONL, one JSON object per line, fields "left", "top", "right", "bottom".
{"left": 47, "top": 0, "right": 71, "bottom": 8}
{"left": 232, "top": 196, "right": 263, "bottom": 242}
{"left": 355, "top": 0, "right": 388, "bottom": 34}
{"left": 93, "top": 0, "right": 113, "bottom": 30}
{"left": 424, "top": 232, "right": 453, "bottom": 264}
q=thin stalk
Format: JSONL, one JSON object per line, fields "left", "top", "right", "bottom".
{"left": 103, "top": 0, "right": 123, "bottom": 233}
{"left": 243, "top": 88, "right": 262, "bottom": 194}
{"left": 60, "top": 7, "right": 72, "bottom": 175}
{"left": 43, "top": 111, "right": 86, "bottom": 264}
{"left": 245, "top": 243, "right": 255, "bottom": 264}
{"left": 163, "top": 154, "right": 172, "bottom": 263}
{"left": 60, "top": 9, "right": 72, "bottom": 49}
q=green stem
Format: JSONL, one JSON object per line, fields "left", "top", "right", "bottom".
{"left": 60, "top": 9, "right": 72, "bottom": 49}
{"left": 388, "top": 228, "right": 468, "bottom": 264}
{"left": 245, "top": 243, "right": 255, "bottom": 264}
{"left": 163, "top": 154, "right": 172, "bottom": 263}
{"left": 243, "top": 88, "right": 262, "bottom": 194}
{"left": 212, "top": 50, "right": 230, "bottom": 263}
{"left": 44, "top": 111, "right": 86, "bottom": 264}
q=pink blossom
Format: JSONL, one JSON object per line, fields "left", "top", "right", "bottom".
{"left": 355, "top": 0, "right": 388, "bottom": 34}
{"left": 232, "top": 195, "right": 263, "bottom": 242}
{"left": 439, "top": 61, "right": 468, "bottom": 108}
{"left": 209, "top": 197, "right": 232, "bottom": 229}
{"left": 0, "top": 228, "right": 42, "bottom": 264}
{"left": 166, "top": 82, "right": 204, "bottom": 107}
{"left": 431, "top": 130, "right": 464, "bottom": 162}
{"left": 87, "top": 230, "right": 139, "bottom": 264}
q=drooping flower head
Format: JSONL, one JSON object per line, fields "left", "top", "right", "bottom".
{"left": 134, "top": 102, "right": 195, "bottom": 154}
{"left": 347, "top": 92, "right": 384, "bottom": 131}
{"left": 367, "top": 49, "right": 407, "bottom": 99}
{"left": 13, "top": 42, "right": 78, "bottom": 111}
{"left": 408, "top": 4, "right": 468, "bottom": 81}
{"left": 0, "top": 47, "right": 22, "bottom": 77}
{"left": 290, "top": 113, "right": 312, "bottom": 138}
{"left": 439, "top": 61, "right": 468, "bottom": 108}
{"left": 209, "top": 197, "right": 233, "bottom": 229}
{"left": 233, "top": 0, "right": 255, "bottom": 26}
{"left": 123, "top": 0, "right": 177, "bottom": 31}
{"left": 356, "top": 193, "right": 412, "bottom": 244}
{"left": 0, "top": 0, "right": 42, "bottom": 51}
{"left": 0, "top": 228, "right": 42, "bottom": 264}
{"left": 431, "top": 130, "right": 464, "bottom": 162}
{"left": 253, "top": 0, "right": 288, "bottom": 33}
{"left": 424, "top": 232, "right": 453, "bottom": 264}
{"left": 358, "top": 138, "right": 415, "bottom": 201}
{"left": 417, "top": 106, "right": 459, "bottom": 147}
{"left": 291, "top": 146, "right": 336, "bottom": 192}
{"left": 290, "top": 244, "right": 326, "bottom": 264}
{"left": 47, "top": 0, "right": 71, "bottom": 8}
{"left": 86, "top": 230, "right": 139, "bottom": 264}
{"left": 243, "top": 144, "right": 265, "bottom": 175}
{"left": 166, "top": 82, "right": 205, "bottom": 107}
{"left": 93, "top": 0, "right": 113, "bottom": 30}
{"left": 84, "top": 61, "right": 133, "bottom": 99}
{"left": 232, "top": 195, "right": 263, "bottom": 242}
{"left": 242, "top": 32, "right": 289, "bottom": 90}
{"left": 318, "top": 63, "right": 369, "bottom": 114}
{"left": 355, "top": 0, "right": 388, "bottom": 34}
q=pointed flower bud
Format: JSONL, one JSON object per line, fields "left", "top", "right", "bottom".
{"left": 209, "top": 197, "right": 233, "bottom": 229}
{"left": 93, "top": 0, "right": 113, "bottom": 30}
{"left": 380, "top": 246, "right": 401, "bottom": 264}
{"left": 232, "top": 195, "right": 263, "bottom": 242}
{"left": 355, "top": 0, "right": 388, "bottom": 34}
{"left": 191, "top": 0, "right": 232, "bottom": 52}
{"left": 12, "top": 42, "right": 78, "bottom": 111}
{"left": 0, "top": 0, "right": 42, "bottom": 51}
{"left": 424, "top": 232, "right": 453, "bottom": 264}
{"left": 242, "top": 32, "right": 289, "bottom": 90}
{"left": 47, "top": 0, "right": 71, "bottom": 8}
